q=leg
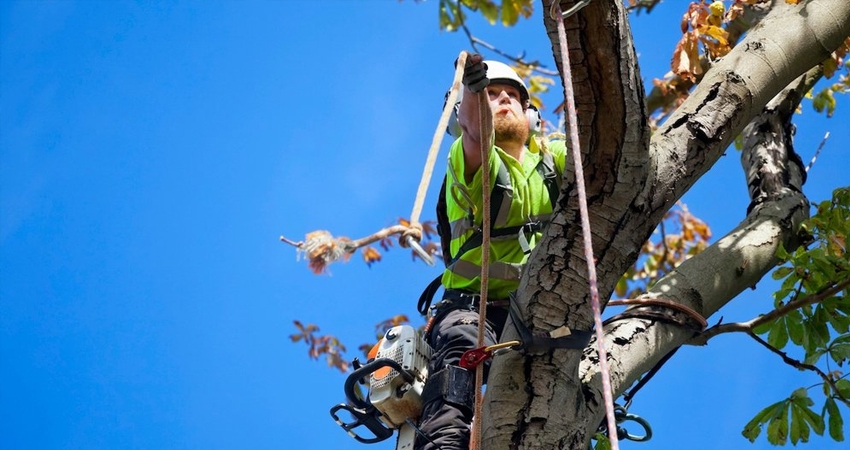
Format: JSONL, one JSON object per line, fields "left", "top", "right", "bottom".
{"left": 414, "top": 308, "right": 497, "bottom": 450}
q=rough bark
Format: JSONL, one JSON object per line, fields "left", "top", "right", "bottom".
{"left": 481, "top": 0, "right": 850, "bottom": 448}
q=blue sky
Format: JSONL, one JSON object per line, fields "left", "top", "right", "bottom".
{"left": 1, "top": 1, "right": 847, "bottom": 449}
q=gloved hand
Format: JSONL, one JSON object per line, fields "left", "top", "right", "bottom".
{"left": 460, "top": 53, "right": 489, "bottom": 94}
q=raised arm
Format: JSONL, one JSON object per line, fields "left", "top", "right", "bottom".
{"left": 456, "top": 54, "right": 490, "bottom": 182}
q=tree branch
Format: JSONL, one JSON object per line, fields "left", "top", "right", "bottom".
{"left": 747, "top": 330, "right": 850, "bottom": 409}
{"left": 692, "top": 278, "right": 850, "bottom": 345}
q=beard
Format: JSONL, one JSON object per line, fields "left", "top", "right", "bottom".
{"left": 494, "top": 112, "right": 529, "bottom": 147}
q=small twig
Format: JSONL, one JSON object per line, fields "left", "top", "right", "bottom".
{"left": 345, "top": 225, "right": 411, "bottom": 250}
{"left": 692, "top": 278, "right": 850, "bottom": 344}
{"left": 279, "top": 235, "right": 302, "bottom": 247}
{"left": 658, "top": 218, "right": 670, "bottom": 268}
{"left": 457, "top": 10, "right": 558, "bottom": 76}
{"left": 624, "top": 0, "right": 663, "bottom": 14}
{"left": 806, "top": 131, "right": 829, "bottom": 173}
{"left": 280, "top": 225, "right": 411, "bottom": 253}
{"left": 748, "top": 331, "right": 850, "bottom": 408}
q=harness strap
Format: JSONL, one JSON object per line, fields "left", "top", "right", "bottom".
{"left": 508, "top": 294, "right": 593, "bottom": 353}
{"left": 449, "top": 221, "right": 548, "bottom": 265}
{"left": 538, "top": 151, "right": 560, "bottom": 210}
{"left": 447, "top": 150, "right": 560, "bottom": 266}
{"left": 418, "top": 274, "right": 444, "bottom": 316}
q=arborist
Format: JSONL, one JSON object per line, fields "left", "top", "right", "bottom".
{"left": 415, "top": 53, "right": 568, "bottom": 450}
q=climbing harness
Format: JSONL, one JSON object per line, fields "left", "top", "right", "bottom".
{"left": 440, "top": 151, "right": 561, "bottom": 268}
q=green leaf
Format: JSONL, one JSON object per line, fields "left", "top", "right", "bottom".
{"left": 803, "top": 348, "right": 826, "bottom": 365}
{"left": 767, "top": 401, "right": 789, "bottom": 445}
{"left": 776, "top": 242, "right": 790, "bottom": 260}
{"left": 826, "top": 300, "right": 850, "bottom": 334}
{"left": 743, "top": 400, "right": 786, "bottom": 442}
{"left": 836, "top": 379, "right": 850, "bottom": 398}
{"left": 814, "top": 307, "right": 833, "bottom": 345}
{"left": 768, "top": 317, "right": 789, "bottom": 350}
{"left": 828, "top": 333, "right": 850, "bottom": 365}
{"left": 593, "top": 433, "right": 611, "bottom": 450}
{"left": 773, "top": 266, "right": 794, "bottom": 280}
{"left": 478, "top": 0, "right": 498, "bottom": 24}
{"left": 754, "top": 317, "right": 776, "bottom": 336}
{"left": 790, "top": 404, "right": 803, "bottom": 444}
{"left": 825, "top": 397, "right": 845, "bottom": 441}
{"left": 799, "top": 402, "right": 825, "bottom": 436}
{"left": 787, "top": 309, "right": 806, "bottom": 345}
{"left": 500, "top": 0, "right": 520, "bottom": 26}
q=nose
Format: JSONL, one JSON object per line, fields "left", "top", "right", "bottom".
{"left": 494, "top": 89, "right": 511, "bottom": 104}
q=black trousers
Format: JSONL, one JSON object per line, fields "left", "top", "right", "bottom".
{"left": 414, "top": 306, "right": 508, "bottom": 450}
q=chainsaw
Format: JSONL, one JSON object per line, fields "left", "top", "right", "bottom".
{"left": 330, "top": 325, "right": 432, "bottom": 449}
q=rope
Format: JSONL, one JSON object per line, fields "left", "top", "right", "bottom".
{"left": 409, "top": 52, "right": 468, "bottom": 226}
{"left": 550, "top": 2, "right": 620, "bottom": 449}
{"left": 471, "top": 61, "right": 494, "bottom": 450}
{"left": 606, "top": 298, "right": 708, "bottom": 330}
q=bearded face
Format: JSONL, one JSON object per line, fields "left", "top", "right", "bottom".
{"left": 493, "top": 110, "right": 529, "bottom": 146}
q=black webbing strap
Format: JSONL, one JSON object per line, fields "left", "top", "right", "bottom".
{"left": 537, "top": 151, "right": 560, "bottom": 211}
{"left": 622, "top": 347, "right": 680, "bottom": 405}
{"left": 418, "top": 274, "right": 444, "bottom": 316}
{"left": 419, "top": 365, "right": 475, "bottom": 414}
{"left": 508, "top": 294, "right": 593, "bottom": 353}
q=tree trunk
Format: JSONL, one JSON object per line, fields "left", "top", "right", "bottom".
{"left": 481, "top": 1, "right": 850, "bottom": 448}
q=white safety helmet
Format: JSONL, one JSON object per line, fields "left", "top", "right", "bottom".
{"left": 483, "top": 60, "right": 529, "bottom": 104}
{"left": 445, "top": 59, "right": 540, "bottom": 137}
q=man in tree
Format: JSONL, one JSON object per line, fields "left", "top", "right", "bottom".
{"left": 415, "top": 53, "right": 568, "bottom": 450}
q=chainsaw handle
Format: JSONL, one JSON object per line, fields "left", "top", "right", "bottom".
{"left": 329, "top": 403, "right": 393, "bottom": 444}
{"left": 343, "top": 357, "right": 414, "bottom": 409}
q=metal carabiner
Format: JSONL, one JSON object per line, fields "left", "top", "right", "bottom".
{"left": 549, "top": 0, "right": 592, "bottom": 20}
{"left": 617, "top": 412, "right": 653, "bottom": 442}
{"left": 406, "top": 235, "right": 435, "bottom": 266}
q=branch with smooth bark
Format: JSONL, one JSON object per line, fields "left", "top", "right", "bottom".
{"left": 693, "top": 279, "right": 850, "bottom": 345}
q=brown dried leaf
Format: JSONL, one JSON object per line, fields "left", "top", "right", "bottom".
{"left": 362, "top": 246, "right": 382, "bottom": 267}
{"left": 672, "top": 32, "right": 702, "bottom": 82}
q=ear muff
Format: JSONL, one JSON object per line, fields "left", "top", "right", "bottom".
{"left": 526, "top": 104, "right": 542, "bottom": 136}
{"left": 445, "top": 96, "right": 542, "bottom": 138}
{"left": 446, "top": 100, "right": 463, "bottom": 137}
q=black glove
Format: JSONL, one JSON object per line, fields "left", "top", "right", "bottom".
{"left": 460, "top": 53, "right": 489, "bottom": 94}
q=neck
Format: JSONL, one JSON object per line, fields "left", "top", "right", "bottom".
{"left": 496, "top": 140, "right": 525, "bottom": 162}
